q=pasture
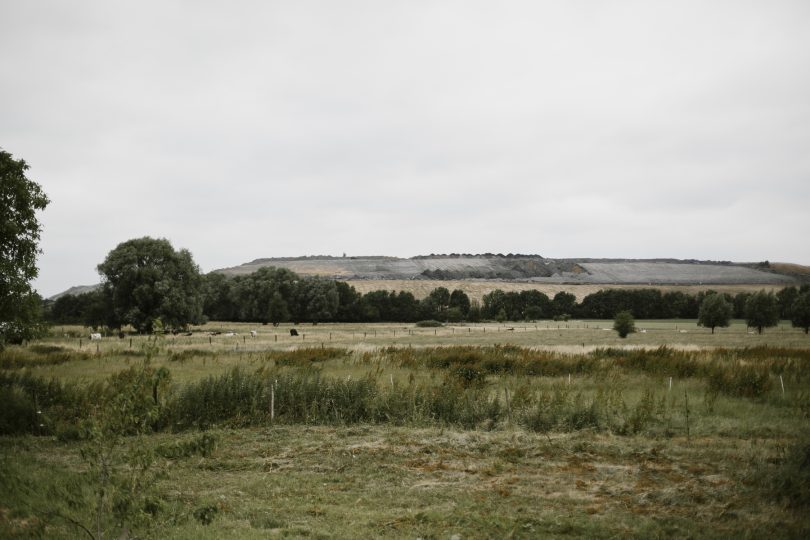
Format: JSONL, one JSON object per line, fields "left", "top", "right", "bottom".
{"left": 1, "top": 320, "right": 809, "bottom": 538}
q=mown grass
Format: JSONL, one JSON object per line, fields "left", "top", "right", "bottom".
{"left": 2, "top": 425, "right": 808, "bottom": 539}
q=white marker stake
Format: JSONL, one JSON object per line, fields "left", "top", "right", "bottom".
{"left": 780, "top": 375, "right": 785, "bottom": 396}
{"left": 669, "top": 377, "right": 672, "bottom": 391}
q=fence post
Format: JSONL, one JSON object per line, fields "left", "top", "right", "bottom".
{"left": 684, "top": 390, "right": 690, "bottom": 443}
{"left": 504, "top": 387, "right": 511, "bottom": 424}
{"left": 270, "top": 383, "right": 275, "bottom": 422}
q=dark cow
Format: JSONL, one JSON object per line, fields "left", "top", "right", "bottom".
{"left": 290, "top": 329, "right": 299, "bottom": 336}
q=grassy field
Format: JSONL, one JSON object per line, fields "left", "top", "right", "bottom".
{"left": 1, "top": 321, "right": 809, "bottom": 538}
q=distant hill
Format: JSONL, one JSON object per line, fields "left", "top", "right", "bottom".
{"left": 48, "top": 284, "right": 100, "bottom": 301}
{"left": 50, "top": 255, "right": 805, "bottom": 301}
{"left": 214, "top": 255, "right": 800, "bottom": 285}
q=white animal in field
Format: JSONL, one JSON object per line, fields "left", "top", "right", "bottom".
{"left": 639, "top": 329, "right": 647, "bottom": 333}
{"left": 250, "top": 330, "right": 257, "bottom": 337}
{"left": 90, "top": 333, "right": 102, "bottom": 340}
{"left": 224, "top": 332, "right": 236, "bottom": 337}
{"left": 679, "top": 330, "right": 687, "bottom": 333}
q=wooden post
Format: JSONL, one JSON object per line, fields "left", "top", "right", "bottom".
{"left": 275, "top": 335, "right": 278, "bottom": 342}
{"left": 79, "top": 338, "right": 82, "bottom": 349}
{"left": 129, "top": 338, "right": 132, "bottom": 349}
{"left": 270, "top": 383, "right": 275, "bottom": 422}
{"left": 504, "top": 387, "right": 511, "bottom": 424}
{"left": 669, "top": 377, "right": 672, "bottom": 391}
{"left": 780, "top": 375, "right": 785, "bottom": 396}
{"left": 684, "top": 390, "right": 690, "bottom": 443}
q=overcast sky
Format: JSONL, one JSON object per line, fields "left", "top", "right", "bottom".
{"left": 2, "top": 1, "right": 809, "bottom": 297}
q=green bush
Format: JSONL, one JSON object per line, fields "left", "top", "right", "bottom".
{"left": 415, "top": 320, "right": 443, "bottom": 327}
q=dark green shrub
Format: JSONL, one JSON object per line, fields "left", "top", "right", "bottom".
{"left": 613, "top": 311, "right": 636, "bottom": 338}
{"left": 0, "top": 385, "right": 37, "bottom": 434}
{"left": 415, "top": 320, "right": 444, "bottom": 327}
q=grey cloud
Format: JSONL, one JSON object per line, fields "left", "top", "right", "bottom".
{"left": 1, "top": 1, "right": 808, "bottom": 296}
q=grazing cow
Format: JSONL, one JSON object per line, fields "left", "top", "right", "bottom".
{"left": 90, "top": 333, "right": 102, "bottom": 341}
{"left": 184, "top": 332, "right": 193, "bottom": 337}
{"left": 118, "top": 331, "right": 126, "bottom": 339}
{"left": 290, "top": 329, "right": 299, "bottom": 336}
{"left": 250, "top": 330, "right": 257, "bottom": 337}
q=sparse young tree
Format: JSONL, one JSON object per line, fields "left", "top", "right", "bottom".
{"left": 613, "top": 310, "right": 636, "bottom": 338}
{"left": 0, "top": 150, "right": 50, "bottom": 348}
{"left": 745, "top": 290, "right": 780, "bottom": 334}
{"left": 791, "top": 291, "right": 810, "bottom": 334}
{"left": 698, "top": 292, "right": 733, "bottom": 334}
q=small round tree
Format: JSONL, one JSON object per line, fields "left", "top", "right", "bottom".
{"left": 698, "top": 293, "right": 732, "bottom": 334}
{"left": 791, "top": 291, "right": 810, "bottom": 334}
{"left": 745, "top": 290, "right": 780, "bottom": 334}
{"left": 613, "top": 310, "right": 636, "bottom": 338}
{"left": 97, "top": 237, "right": 204, "bottom": 333}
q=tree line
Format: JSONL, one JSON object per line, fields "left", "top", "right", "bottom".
{"left": 44, "top": 237, "right": 810, "bottom": 334}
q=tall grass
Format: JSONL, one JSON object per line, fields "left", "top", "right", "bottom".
{"left": 2, "top": 345, "right": 807, "bottom": 437}
{"left": 0, "top": 345, "right": 90, "bottom": 369}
